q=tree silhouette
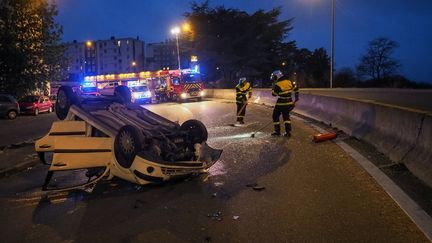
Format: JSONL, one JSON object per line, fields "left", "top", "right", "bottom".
{"left": 356, "top": 37, "right": 401, "bottom": 81}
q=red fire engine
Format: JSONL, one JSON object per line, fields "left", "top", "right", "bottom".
{"left": 155, "top": 69, "right": 205, "bottom": 102}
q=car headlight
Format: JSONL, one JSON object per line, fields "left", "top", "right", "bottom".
{"left": 133, "top": 93, "right": 140, "bottom": 99}
{"left": 200, "top": 91, "right": 205, "bottom": 97}
{"left": 180, "top": 93, "right": 187, "bottom": 99}
{"left": 143, "top": 91, "right": 151, "bottom": 98}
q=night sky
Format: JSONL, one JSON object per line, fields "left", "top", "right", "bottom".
{"left": 56, "top": 0, "right": 432, "bottom": 83}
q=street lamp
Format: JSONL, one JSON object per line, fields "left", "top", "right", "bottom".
{"left": 171, "top": 26, "right": 181, "bottom": 71}
{"left": 330, "top": 0, "right": 334, "bottom": 88}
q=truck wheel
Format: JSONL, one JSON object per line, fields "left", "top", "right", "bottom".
{"left": 114, "top": 125, "right": 142, "bottom": 169}
{"left": 181, "top": 119, "right": 208, "bottom": 144}
{"left": 56, "top": 86, "right": 77, "bottom": 120}
{"left": 114, "top": 86, "right": 131, "bottom": 104}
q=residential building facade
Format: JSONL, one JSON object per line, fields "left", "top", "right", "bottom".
{"left": 63, "top": 36, "right": 145, "bottom": 82}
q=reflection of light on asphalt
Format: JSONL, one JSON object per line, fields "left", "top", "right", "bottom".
{"left": 208, "top": 160, "right": 226, "bottom": 176}
{"left": 254, "top": 96, "right": 261, "bottom": 103}
{"left": 10, "top": 191, "right": 70, "bottom": 207}
{"left": 211, "top": 132, "right": 264, "bottom": 142}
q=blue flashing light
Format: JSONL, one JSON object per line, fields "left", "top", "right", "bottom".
{"left": 82, "top": 81, "right": 95, "bottom": 87}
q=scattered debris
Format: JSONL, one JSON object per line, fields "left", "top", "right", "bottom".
{"left": 134, "top": 185, "right": 142, "bottom": 191}
{"left": 233, "top": 215, "right": 240, "bottom": 220}
{"left": 246, "top": 183, "right": 258, "bottom": 187}
{"left": 207, "top": 211, "right": 222, "bottom": 221}
{"left": 83, "top": 184, "right": 95, "bottom": 193}
{"left": 214, "top": 182, "right": 224, "bottom": 187}
{"left": 252, "top": 186, "right": 265, "bottom": 191}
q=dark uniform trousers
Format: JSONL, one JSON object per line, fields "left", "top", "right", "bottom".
{"left": 272, "top": 102, "right": 294, "bottom": 133}
{"left": 236, "top": 101, "right": 247, "bottom": 122}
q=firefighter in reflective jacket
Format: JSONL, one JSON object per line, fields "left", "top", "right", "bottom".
{"left": 235, "top": 77, "right": 252, "bottom": 124}
{"left": 270, "top": 70, "right": 299, "bottom": 136}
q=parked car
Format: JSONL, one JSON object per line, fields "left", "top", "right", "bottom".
{"left": 0, "top": 94, "right": 20, "bottom": 119}
{"left": 18, "top": 95, "right": 53, "bottom": 116}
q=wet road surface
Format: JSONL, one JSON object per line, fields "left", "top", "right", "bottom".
{"left": 0, "top": 99, "right": 428, "bottom": 242}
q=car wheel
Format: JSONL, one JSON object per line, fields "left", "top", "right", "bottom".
{"left": 181, "top": 119, "right": 208, "bottom": 145}
{"left": 114, "top": 125, "right": 142, "bottom": 169}
{"left": 114, "top": 86, "right": 131, "bottom": 104}
{"left": 56, "top": 86, "right": 77, "bottom": 120}
{"left": 34, "top": 108, "right": 39, "bottom": 116}
{"left": 7, "top": 110, "right": 17, "bottom": 120}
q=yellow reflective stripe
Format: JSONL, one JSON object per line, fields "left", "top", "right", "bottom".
{"left": 276, "top": 102, "right": 294, "bottom": 106}
{"left": 273, "top": 122, "right": 280, "bottom": 125}
{"left": 279, "top": 91, "right": 291, "bottom": 95}
{"left": 237, "top": 116, "right": 245, "bottom": 118}
{"left": 284, "top": 121, "right": 291, "bottom": 124}
{"left": 272, "top": 91, "right": 278, "bottom": 95}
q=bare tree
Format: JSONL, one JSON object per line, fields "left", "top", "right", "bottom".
{"left": 356, "top": 37, "right": 401, "bottom": 81}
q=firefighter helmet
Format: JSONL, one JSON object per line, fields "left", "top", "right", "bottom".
{"left": 270, "top": 70, "right": 283, "bottom": 81}
{"left": 239, "top": 77, "right": 247, "bottom": 83}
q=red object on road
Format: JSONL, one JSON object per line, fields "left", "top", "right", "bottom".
{"left": 18, "top": 95, "right": 53, "bottom": 116}
{"left": 313, "top": 132, "right": 337, "bottom": 143}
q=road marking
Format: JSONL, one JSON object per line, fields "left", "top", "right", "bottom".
{"left": 293, "top": 114, "right": 432, "bottom": 241}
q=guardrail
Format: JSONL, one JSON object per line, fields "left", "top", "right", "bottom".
{"left": 206, "top": 88, "right": 432, "bottom": 188}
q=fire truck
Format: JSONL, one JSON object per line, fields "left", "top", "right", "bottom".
{"left": 155, "top": 69, "right": 205, "bottom": 102}
{"left": 82, "top": 69, "right": 205, "bottom": 103}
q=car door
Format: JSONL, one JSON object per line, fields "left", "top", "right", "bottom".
{"left": 37, "top": 97, "right": 44, "bottom": 112}
{"left": 42, "top": 136, "right": 113, "bottom": 191}
{"left": 0, "top": 96, "right": 8, "bottom": 114}
{"left": 44, "top": 97, "right": 51, "bottom": 111}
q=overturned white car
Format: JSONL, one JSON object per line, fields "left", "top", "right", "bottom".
{"left": 35, "top": 86, "right": 222, "bottom": 191}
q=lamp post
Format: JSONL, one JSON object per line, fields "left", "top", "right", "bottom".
{"left": 171, "top": 27, "right": 181, "bottom": 71}
{"left": 330, "top": 0, "right": 334, "bottom": 88}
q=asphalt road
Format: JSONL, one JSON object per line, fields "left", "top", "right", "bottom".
{"left": 301, "top": 88, "right": 432, "bottom": 112}
{"left": 0, "top": 112, "right": 57, "bottom": 147}
{"left": 0, "top": 99, "right": 428, "bottom": 242}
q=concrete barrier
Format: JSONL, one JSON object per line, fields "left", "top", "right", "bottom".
{"left": 207, "top": 88, "right": 432, "bottom": 188}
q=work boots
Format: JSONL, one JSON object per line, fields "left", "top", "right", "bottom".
{"left": 271, "top": 124, "right": 281, "bottom": 136}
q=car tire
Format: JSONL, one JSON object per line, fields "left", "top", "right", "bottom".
{"left": 7, "top": 110, "right": 17, "bottom": 120}
{"left": 114, "top": 125, "right": 142, "bottom": 169}
{"left": 181, "top": 119, "right": 208, "bottom": 145}
{"left": 56, "top": 86, "right": 78, "bottom": 120}
{"left": 34, "top": 108, "right": 39, "bottom": 116}
{"left": 114, "top": 86, "right": 131, "bottom": 104}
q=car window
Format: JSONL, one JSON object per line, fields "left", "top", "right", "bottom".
{"left": 39, "top": 97, "right": 44, "bottom": 103}
{"left": 19, "top": 96, "right": 38, "bottom": 102}
{"left": 131, "top": 86, "right": 148, "bottom": 92}
{"left": 44, "top": 98, "right": 49, "bottom": 102}
{"left": 0, "top": 96, "right": 11, "bottom": 102}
